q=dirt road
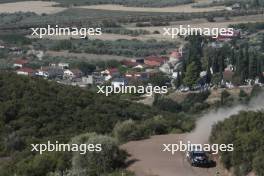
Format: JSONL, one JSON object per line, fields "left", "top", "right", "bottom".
{"left": 122, "top": 134, "right": 223, "bottom": 176}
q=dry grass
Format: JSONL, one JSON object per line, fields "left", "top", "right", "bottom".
{"left": 0, "top": 1, "right": 66, "bottom": 14}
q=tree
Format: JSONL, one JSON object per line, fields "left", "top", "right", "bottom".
{"left": 253, "top": 151, "right": 264, "bottom": 176}
{"left": 186, "top": 36, "right": 203, "bottom": 72}
{"left": 205, "top": 66, "right": 212, "bottom": 84}
{"left": 252, "top": 0, "right": 260, "bottom": 7}
{"left": 183, "top": 62, "right": 199, "bottom": 88}
{"left": 243, "top": 45, "right": 250, "bottom": 79}
{"left": 210, "top": 111, "right": 264, "bottom": 176}
{"left": 149, "top": 73, "right": 170, "bottom": 86}
{"left": 212, "top": 73, "right": 222, "bottom": 86}
{"left": 261, "top": 36, "right": 264, "bottom": 51}
{"left": 249, "top": 52, "right": 258, "bottom": 79}
{"left": 174, "top": 72, "right": 182, "bottom": 88}
{"left": 77, "top": 62, "right": 96, "bottom": 75}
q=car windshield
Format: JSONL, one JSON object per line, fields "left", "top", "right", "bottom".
{"left": 193, "top": 152, "right": 206, "bottom": 157}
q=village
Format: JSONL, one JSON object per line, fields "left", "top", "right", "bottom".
{"left": 0, "top": 27, "right": 263, "bottom": 94}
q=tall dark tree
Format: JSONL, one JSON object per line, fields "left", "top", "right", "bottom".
{"left": 249, "top": 52, "right": 258, "bottom": 79}
{"left": 243, "top": 44, "right": 250, "bottom": 79}
{"left": 186, "top": 36, "right": 203, "bottom": 72}
{"left": 183, "top": 62, "right": 200, "bottom": 88}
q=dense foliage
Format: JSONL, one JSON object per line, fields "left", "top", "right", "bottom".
{"left": 0, "top": 34, "right": 32, "bottom": 45}
{"left": 154, "top": 91, "right": 210, "bottom": 113}
{"left": 230, "top": 22, "right": 264, "bottom": 33}
{"left": 176, "top": 35, "right": 264, "bottom": 88}
{"left": 210, "top": 111, "right": 264, "bottom": 176}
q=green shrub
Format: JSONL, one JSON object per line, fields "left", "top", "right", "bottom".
{"left": 153, "top": 97, "right": 182, "bottom": 113}
{"left": 239, "top": 90, "right": 248, "bottom": 98}
{"left": 181, "top": 91, "right": 210, "bottom": 112}
{"left": 71, "top": 133, "right": 126, "bottom": 176}
{"left": 143, "top": 116, "right": 169, "bottom": 135}
{"left": 113, "top": 119, "right": 148, "bottom": 143}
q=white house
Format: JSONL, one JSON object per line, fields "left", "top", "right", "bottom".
{"left": 111, "top": 78, "right": 127, "bottom": 88}
{"left": 58, "top": 63, "right": 69, "bottom": 69}
{"left": 63, "top": 69, "right": 83, "bottom": 79}
{"left": 133, "top": 64, "right": 144, "bottom": 69}
{"left": 159, "top": 63, "right": 172, "bottom": 74}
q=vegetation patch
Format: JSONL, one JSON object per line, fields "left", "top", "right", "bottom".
{"left": 210, "top": 111, "right": 264, "bottom": 176}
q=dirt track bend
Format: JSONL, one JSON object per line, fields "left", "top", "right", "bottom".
{"left": 121, "top": 134, "right": 223, "bottom": 176}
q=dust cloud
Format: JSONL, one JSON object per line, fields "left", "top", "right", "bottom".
{"left": 187, "top": 92, "right": 264, "bottom": 143}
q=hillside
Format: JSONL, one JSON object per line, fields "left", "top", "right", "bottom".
{"left": 0, "top": 72, "right": 194, "bottom": 175}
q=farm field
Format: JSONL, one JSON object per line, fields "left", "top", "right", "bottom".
{"left": 0, "top": 1, "right": 66, "bottom": 14}
{"left": 77, "top": 4, "right": 225, "bottom": 13}
{"left": 126, "top": 14, "right": 264, "bottom": 36}
{"left": 27, "top": 14, "right": 264, "bottom": 42}
{"left": 0, "top": 0, "right": 203, "bottom": 7}
{"left": 45, "top": 50, "right": 135, "bottom": 61}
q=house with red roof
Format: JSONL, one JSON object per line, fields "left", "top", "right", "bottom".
{"left": 121, "top": 60, "right": 138, "bottom": 67}
{"left": 216, "top": 30, "right": 240, "bottom": 42}
{"left": 144, "top": 56, "right": 168, "bottom": 67}
{"left": 16, "top": 67, "right": 35, "bottom": 76}
{"left": 13, "top": 59, "right": 29, "bottom": 68}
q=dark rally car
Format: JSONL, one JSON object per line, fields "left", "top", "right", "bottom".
{"left": 186, "top": 151, "right": 215, "bottom": 167}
